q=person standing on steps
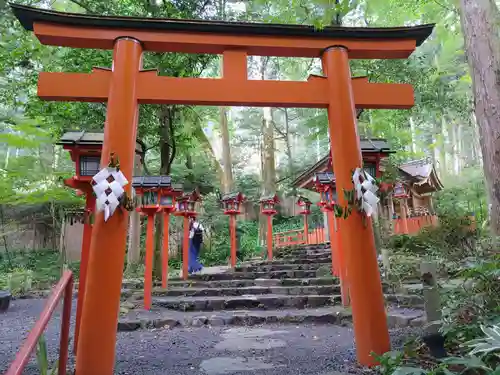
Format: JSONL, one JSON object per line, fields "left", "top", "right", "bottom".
{"left": 188, "top": 216, "right": 204, "bottom": 274}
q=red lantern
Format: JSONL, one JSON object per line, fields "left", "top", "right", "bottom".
{"left": 59, "top": 130, "right": 142, "bottom": 183}
{"left": 393, "top": 181, "right": 409, "bottom": 199}
{"left": 313, "top": 172, "right": 336, "bottom": 211}
{"left": 222, "top": 192, "right": 245, "bottom": 215}
{"left": 259, "top": 194, "right": 279, "bottom": 215}
{"left": 297, "top": 196, "right": 312, "bottom": 215}
{"left": 175, "top": 190, "right": 201, "bottom": 218}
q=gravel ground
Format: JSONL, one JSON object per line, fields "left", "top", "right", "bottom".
{"left": 1, "top": 298, "right": 422, "bottom": 375}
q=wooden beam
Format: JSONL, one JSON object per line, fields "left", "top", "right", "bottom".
{"left": 38, "top": 71, "right": 414, "bottom": 109}
{"left": 34, "top": 22, "right": 417, "bottom": 59}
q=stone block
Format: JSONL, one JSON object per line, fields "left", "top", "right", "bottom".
{"left": 387, "top": 313, "right": 410, "bottom": 328}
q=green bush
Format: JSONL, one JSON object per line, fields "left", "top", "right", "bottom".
{"left": 387, "top": 214, "right": 479, "bottom": 260}
{"left": 441, "top": 254, "right": 500, "bottom": 343}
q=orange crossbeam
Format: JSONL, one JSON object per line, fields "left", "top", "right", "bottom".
{"left": 38, "top": 72, "right": 414, "bottom": 109}
{"left": 34, "top": 22, "right": 417, "bottom": 59}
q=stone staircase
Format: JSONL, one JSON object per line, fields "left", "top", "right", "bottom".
{"left": 117, "top": 244, "right": 426, "bottom": 331}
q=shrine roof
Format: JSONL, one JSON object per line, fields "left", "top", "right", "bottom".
{"left": 399, "top": 158, "right": 444, "bottom": 191}
{"left": 58, "top": 130, "right": 143, "bottom": 153}
{"left": 132, "top": 176, "right": 172, "bottom": 188}
{"left": 221, "top": 192, "right": 245, "bottom": 201}
{"left": 291, "top": 138, "right": 393, "bottom": 188}
{"left": 11, "top": 4, "right": 433, "bottom": 47}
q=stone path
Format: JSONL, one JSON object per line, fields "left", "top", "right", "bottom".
{"left": 118, "top": 244, "right": 426, "bottom": 330}
{"left": 0, "top": 298, "right": 422, "bottom": 375}
{"left": 1, "top": 244, "right": 428, "bottom": 374}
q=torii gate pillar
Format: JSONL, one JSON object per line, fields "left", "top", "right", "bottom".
{"left": 322, "top": 47, "right": 390, "bottom": 364}
{"left": 75, "top": 38, "right": 143, "bottom": 375}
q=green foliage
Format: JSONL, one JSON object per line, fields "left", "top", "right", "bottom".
{"left": 465, "top": 324, "right": 500, "bottom": 357}
{"left": 387, "top": 215, "right": 478, "bottom": 259}
{"left": 0, "top": 250, "right": 79, "bottom": 294}
{"left": 441, "top": 255, "right": 500, "bottom": 343}
{"left": 199, "top": 220, "right": 260, "bottom": 266}
{"left": 436, "top": 168, "right": 487, "bottom": 221}
{"left": 36, "top": 334, "right": 59, "bottom": 375}
{"left": 373, "top": 324, "right": 500, "bottom": 375}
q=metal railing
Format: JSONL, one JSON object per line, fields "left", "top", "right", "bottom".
{"left": 5, "top": 270, "right": 74, "bottom": 375}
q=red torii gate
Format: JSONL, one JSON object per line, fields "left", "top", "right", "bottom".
{"left": 11, "top": 4, "right": 433, "bottom": 374}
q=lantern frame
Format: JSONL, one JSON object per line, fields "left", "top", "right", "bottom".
{"left": 297, "top": 196, "right": 312, "bottom": 215}
{"left": 175, "top": 190, "right": 201, "bottom": 217}
{"left": 313, "top": 172, "right": 336, "bottom": 210}
{"left": 259, "top": 194, "right": 279, "bottom": 216}
{"left": 58, "top": 131, "right": 142, "bottom": 183}
{"left": 132, "top": 176, "right": 183, "bottom": 215}
{"left": 221, "top": 192, "right": 246, "bottom": 215}
{"left": 392, "top": 181, "right": 409, "bottom": 199}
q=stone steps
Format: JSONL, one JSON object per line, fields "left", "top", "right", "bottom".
{"left": 236, "top": 263, "right": 327, "bottom": 272}
{"left": 169, "top": 269, "right": 320, "bottom": 281}
{"left": 145, "top": 285, "right": 342, "bottom": 298}
{"left": 122, "top": 277, "right": 339, "bottom": 290}
{"left": 249, "top": 257, "right": 332, "bottom": 266}
{"left": 280, "top": 252, "right": 332, "bottom": 260}
{"left": 117, "top": 306, "right": 425, "bottom": 332}
{"left": 116, "top": 243, "right": 425, "bottom": 332}
{"left": 151, "top": 294, "right": 343, "bottom": 312}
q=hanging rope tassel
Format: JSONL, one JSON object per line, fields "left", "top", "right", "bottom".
{"left": 352, "top": 167, "right": 380, "bottom": 217}
{"left": 92, "top": 166, "right": 128, "bottom": 222}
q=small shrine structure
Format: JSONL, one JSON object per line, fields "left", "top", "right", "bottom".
{"left": 291, "top": 140, "right": 443, "bottom": 235}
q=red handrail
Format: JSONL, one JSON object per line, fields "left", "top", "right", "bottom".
{"left": 5, "top": 270, "right": 74, "bottom": 375}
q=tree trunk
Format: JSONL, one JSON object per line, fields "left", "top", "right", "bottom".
{"left": 219, "top": 106, "right": 234, "bottom": 193}
{"left": 459, "top": 0, "right": 500, "bottom": 235}
{"left": 193, "top": 123, "right": 224, "bottom": 184}
{"left": 153, "top": 105, "right": 176, "bottom": 278}
{"left": 409, "top": 116, "right": 418, "bottom": 154}
{"left": 283, "top": 108, "right": 296, "bottom": 199}
{"left": 126, "top": 153, "right": 142, "bottom": 267}
{"left": 442, "top": 116, "right": 450, "bottom": 175}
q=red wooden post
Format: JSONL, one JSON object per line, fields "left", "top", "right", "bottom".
{"left": 144, "top": 213, "right": 154, "bottom": 310}
{"left": 230, "top": 215, "right": 237, "bottom": 268}
{"left": 267, "top": 215, "right": 273, "bottom": 260}
{"left": 183, "top": 215, "right": 190, "bottom": 280}
{"left": 327, "top": 210, "right": 337, "bottom": 276}
{"left": 162, "top": 211, "right": 170, "bottom": 288}
{"left": 401, "top": 201, "right": 409, "bottom": 234}
{"left": 58, "top": 275, "right": 74, "bottom": 375}
{"left": 303, "top": 215, "right": 309, "bottom": 244}
{"left": 335, "top": 217, "right": 350, "bottom": 306}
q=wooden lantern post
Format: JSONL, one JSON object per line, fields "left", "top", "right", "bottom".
{"left": 131, "top": 176, "right": 163, "bottom": 310}
{"left": 297, "top": 196, "right": 312, "bottom": 244}
{"left": 12, "top": 4, "right": 433, "bottom": 369}
{"left": 393, "top": 182, "right": 410, "bottom": 235}
{"left": 313, "top": 172, "right": 349, "bottom": 306}
{"left": 158, "top": 181, "right": 183, "bottom": 288}
{"left": 221, "top": 192, "right": 246, "bottom": 268}
{"left": 174, "top": 190, "right": 201, "bottom": 280}
{"left": 259, "top": 194, "right": 279, "bottom": 261}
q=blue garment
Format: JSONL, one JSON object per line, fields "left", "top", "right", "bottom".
{"left": 188, "top": 239, "right": 203, "bottom": 273}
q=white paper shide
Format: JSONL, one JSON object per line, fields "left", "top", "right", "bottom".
{"left": 352, "top": 167, "right": 379, "bottom": 217}
{"left": 92, "top": 167, "right": 129, "bottom": 222}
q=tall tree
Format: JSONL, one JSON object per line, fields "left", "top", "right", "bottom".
{"left": 458, "top": 0, "right": 500, "bottom": 234}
